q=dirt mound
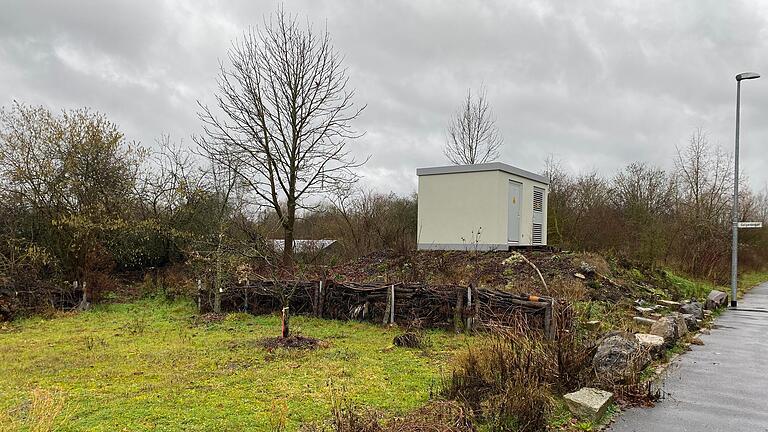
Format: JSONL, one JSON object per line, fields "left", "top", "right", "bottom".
{"left": 192, "top": 313, "right": 226, "bottom": 325}
{"left": 329, "top": 249, "right": 651, "bottom": 303}
{"left": 259, "top": 335, "right": 325, "bottom": 350}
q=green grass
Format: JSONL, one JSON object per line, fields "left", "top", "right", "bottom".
{"left": 665, "top": 271, "right": 723, "bottom": 300}
{"left": 665, "top": 270, "right": 768, "bottom": 302}
{"left": 738, "top": 270, "right": 768, "bottom": 299}
{"left": 0, "top": 297, "right": 466, "bottom": 431}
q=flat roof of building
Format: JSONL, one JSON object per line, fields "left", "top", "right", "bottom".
{"left": 416, "top": 162, "right": 549, "bottom": 184}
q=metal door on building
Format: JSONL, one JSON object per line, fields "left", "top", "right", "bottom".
{"left": 508, "top": 180, "right": 522, "bottom": 243}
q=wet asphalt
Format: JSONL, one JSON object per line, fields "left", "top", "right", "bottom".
{"left": 609, "top": 282, "right": 768, "bottom": 432}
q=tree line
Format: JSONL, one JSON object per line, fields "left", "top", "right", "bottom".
{"left": 545, "top": 128, "right": 768, "bottom": 282}
{"left": 1, "top": 8, "right": 766, "bottom": 319}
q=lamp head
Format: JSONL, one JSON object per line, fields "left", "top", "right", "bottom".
{"left": 736, "top": 72, "right": 760, "bottom": 81}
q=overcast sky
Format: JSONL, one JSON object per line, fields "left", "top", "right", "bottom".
{"left": 2, "top": 0, "right": 768, "bottom": 194}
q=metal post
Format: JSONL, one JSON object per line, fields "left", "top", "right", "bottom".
{"left": 731, "top": 79, "right": 741, "bottom": 308}
{"left": 730, "top": 72, "right": 760, "bottom": 307}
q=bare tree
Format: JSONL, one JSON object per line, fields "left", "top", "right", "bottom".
{"left": 674, "top": 128, "right": 733, "bottom": 225}
{"left": 197, "top": 8, "right": 365, "bottom": 265}
{"left": 443, "top": 86, "right": 503, "bottom": 165}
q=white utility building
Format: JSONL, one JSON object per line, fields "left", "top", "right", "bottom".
{"left": 416, "top": 163, "right": 549, "bottom": 250}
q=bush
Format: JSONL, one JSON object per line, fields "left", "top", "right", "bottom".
{"left": 440, "top": 310, "right": 594, "bottom": 431}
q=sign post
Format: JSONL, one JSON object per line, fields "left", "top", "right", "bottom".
{"left": 737, "top": 222, "right": 763, "bottom": 229}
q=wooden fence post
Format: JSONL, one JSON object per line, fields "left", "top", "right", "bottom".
{"left": 383, "top": 286, "right": 392, "bottom": 325}
{"left": 197, "top": 279, "right": 202, "bottom": 312}
{"left": 465, "top": 285, "right": 473, "bottom": 333}
{"left": 390, "top": 284, "right": 395, "bottom": 324}
{"left": 473, "top": 285, "right": 480, "bottom": 330}
{"left": 544, "top": 300, "right": 555, "bottom": 340}
{"left": 454, "top": 286, "right": 464, "bottom": 333}
{"left": 244, "top": 279, "right": 249, "bottom": 312}
{"left": 316, "top": 280, "right": 324, "bottom": 317}
{"left": 213, "top": 278, "right": 222, "bottom": 314}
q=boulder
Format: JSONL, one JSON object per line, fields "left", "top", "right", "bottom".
{"left": 564, "top": 387, "right": 614, "bottom": 421}
{"left": 593, "top": 332, "right": 651, "bottom": 382}
{"left": 635, "top": 333, "right": 665, "bottom": 355}
{"left": 579, "top": 262, "right": 597, "bottom": 276}
{"left": 672, "top": 312, "right": 689, "bottom": 337}
{"left": 650, "top": 316, "right": 676, "bottom": 344}
{"left": 682, "top": 313, "right": 699, "bottom": 331}
{"left": 706, "top": 290, "right": 728, "bottom": 310}
{"left": 650, "top": 313, "right": 688, "bottom": 345}
{"left": 680, "top": 301, "right": 704, "bottom": 320}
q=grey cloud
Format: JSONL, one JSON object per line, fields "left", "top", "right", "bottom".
{"left": 2, "top": 0, "right": 768, "bottom": 195}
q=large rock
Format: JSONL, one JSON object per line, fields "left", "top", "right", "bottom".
{"left": 635, "top": 333, "right": 665, "bottom": 355}
{"left": 706, "top": 290, "right": 728, "bottom": 310}
{"left": 680, "top": 301, "right": 704, "bottom": 320}
{"left": 650, "top": 313, "right": 688, "bottom": 346}
{"left": 593, "top": 332, "right": 651, "bottom": 382}
{"left": 633, "top": 316, "right": 656, "bottom": 327}
{"left": 682, "top": 313, "right": 699, "bottom": 331}
{"left": 649, "top": 316, "right": 676, "bottom": 343}
{"left": 672, "top": 312, "right": 689, "bottom": 337}
{"left": 579, "top": 262, "right": 597, "bottom": 276}
{"left": 564, "top": 387, "right": 614, "bottom": 421}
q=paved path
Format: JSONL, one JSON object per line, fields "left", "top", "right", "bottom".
{"left": 610, "top": 282, "right": 768, "bottom": 432}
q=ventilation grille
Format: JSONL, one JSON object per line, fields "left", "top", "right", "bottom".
{"left": 532, "top": 223, "right": 543, "bottom": 244}
{"left": 533, "top": 188, "right": 544, "bottom": 212}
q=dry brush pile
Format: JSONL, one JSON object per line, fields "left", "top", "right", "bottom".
{"left": 201, "top": 279, "right": 558, "bottom": 334}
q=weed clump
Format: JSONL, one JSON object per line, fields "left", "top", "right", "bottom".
{"left": 440, "top": 311, "right": 595, "bottom": 431}
{"left": 392, "top": 331, "right": 431, "bottom": 349}
{"left": 300, "top": 389, "right": 474, "bottom": 432}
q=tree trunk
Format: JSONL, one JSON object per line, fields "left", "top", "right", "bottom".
{"left": 282, "top": 225, "right": 294, "bottom": 266}
{"left": 282, "top": 204, "right": 296, "bottom": 266}
{"left": 281, "top": 307, "right": 290, "bottom": 338}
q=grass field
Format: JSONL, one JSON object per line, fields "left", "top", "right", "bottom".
{"left": 0, "top": 298, "right": 467, "bottom": 431}
{"left": 666, "top": 270, "right": 768, "bottom": 300}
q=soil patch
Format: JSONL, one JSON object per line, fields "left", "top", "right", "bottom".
{"left": 191, "top": 313, "right": 226, "bottom": 325}
{"left": 259, "top": 335, "right": 325, "bottom": 350}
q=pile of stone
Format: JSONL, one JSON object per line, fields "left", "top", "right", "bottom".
{"left": 632, "top": 289, "right": 726, "bottom": 334}
{"left": 567, "top": 290, "right": 727, "bottom": 420}
{"left": 592, "top": 291, "right": 724, "bottom": 384}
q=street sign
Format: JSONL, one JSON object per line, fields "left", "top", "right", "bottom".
{"left": 737, "top": 221, "right": 763, "bottom": 229}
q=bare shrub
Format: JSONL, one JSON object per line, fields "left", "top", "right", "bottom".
{"left": 393, "top": 330, "right": 431, "bottom": 349}
{"left": 441, "top": 309, "right": 594, "bottom": 432}
{"left": 301, "top": 387, "right": 475, "bottom": 432}
{"left": 387, "top": 401, "right": 475, "bottom": 431}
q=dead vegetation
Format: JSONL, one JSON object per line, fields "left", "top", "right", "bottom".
{"left": 259, "top": 335, "right": 325, "bottom": 351}
{"left": 392, "top": 331, "right": 431, "bottom": 349}
{"left": 329, "top": 249, "right": 677, "bottom": 306}
{"left": 439, "top": 312, "right": 595, "bottom": 432}
{"left": 299, "top": 392, "right": 475, "bottom": 432}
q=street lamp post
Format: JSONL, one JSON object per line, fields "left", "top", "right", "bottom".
{"left": 731, "top": 72, "right": 760, "bottom": 308}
